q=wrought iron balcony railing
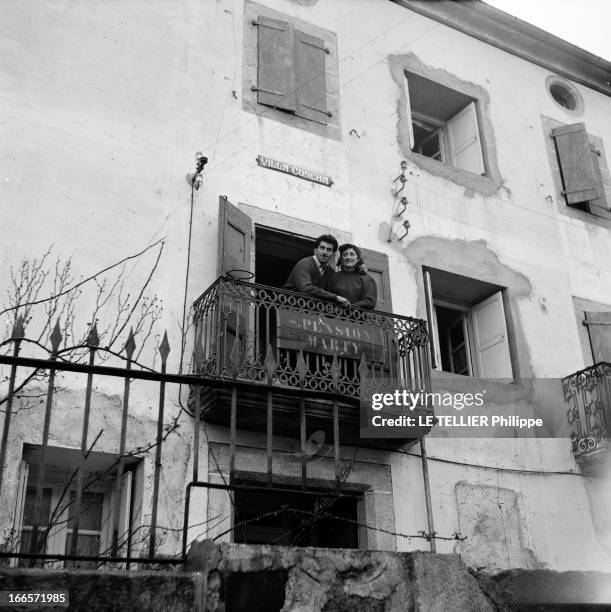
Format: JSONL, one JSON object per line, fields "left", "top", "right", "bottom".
{"left": 562, "top": 362, "right": 610, "bottom": 461}
{"left": 192, "top": 277, "right": 431, "bottom": 399}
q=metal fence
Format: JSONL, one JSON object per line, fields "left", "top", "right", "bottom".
{"left": 562, "top": 361, "right": 611, "bottom": 458}
{"left": 0, "top": 279, "right": 432, "bottom": 568}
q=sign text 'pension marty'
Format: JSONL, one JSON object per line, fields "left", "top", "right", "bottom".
{"left": 256, "top": 155, "right": 333, "bottom": 187}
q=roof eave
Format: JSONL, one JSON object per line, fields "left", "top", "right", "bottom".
{"left": 391, "top": 0, "right": 611, "bottom": 98}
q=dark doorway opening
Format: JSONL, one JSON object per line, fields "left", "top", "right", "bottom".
{"left": 233, "top": 484, "right": 360, "bottom": 548}
{"left": 255, "top": 226, "right": 315, "bottom": 288}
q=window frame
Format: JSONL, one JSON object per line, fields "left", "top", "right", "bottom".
{"left": 542, "top": 116, "right": 611, "bottom": 226}
{"left": 424, "top": 269, "right": 514, "bottom": 379}
{"left": 390, "top": 55, "right": 502, "bottom": 195}
{"left": 405, "top": 73, "right": 485, "bottom": 175}
{"left": 243, "top": 0, "right": 340, "bottom": 139}
{"left": 13, "top": 448, "right": 139, "bottom": 568}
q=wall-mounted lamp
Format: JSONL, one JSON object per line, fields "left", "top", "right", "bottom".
{"left": 186, "top": 151, "right": 208, "bottom": 190}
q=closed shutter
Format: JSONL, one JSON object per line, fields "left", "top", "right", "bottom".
{"left": 217, "top": 196, "right": 253, "bottom": 278}
{"left": 584, "top": 311, "right": 611, "bottom": 363}
{"left": 447, "top": 101, "right": 485, "bottom": 174}
{"left": 294, "top": 30, "right": 328, "bottom": 125}
{"left": 256, "top": 17, "right": 296, "bottom": 112}
{"left": 551, "top": 123, "right": 610, "bottom": 219}
{"left": 471, "top": 291, "right": 512, "bottom": 378}
{"left": 359, "top": 248, "right": 392, "bottom": 313}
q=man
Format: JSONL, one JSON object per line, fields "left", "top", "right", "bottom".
{"left": 284, "top": 234, "right": 350, "bottom": 306}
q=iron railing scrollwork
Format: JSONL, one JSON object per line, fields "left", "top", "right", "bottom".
{"left": 562, "top": 362, "right": 611, "bottom": 458}
{"left": 193, "top": 277, "right": 432, "bottom": 398}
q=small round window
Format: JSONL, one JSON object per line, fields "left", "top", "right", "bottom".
{"left": 546, "top": 76, "right": 583, "bottom": 114}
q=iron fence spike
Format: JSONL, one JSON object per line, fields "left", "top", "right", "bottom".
{"left": 87, "top": 322, "right": 100, "bottom": 348}
{"left": 358, "top": 353, "right": 368, "bottom": 378}
{"left": 124, "top": 327, "right": 136, "bottom": 358}
{"left": 264, "top": 344, "right": 277, "bottom": 380}
{"left": 12, "top": 316, "right": 25, "bottom": 339}
{"left": 192, "top": 334, "right": 204, "bottom": 371}
{"left": 296, "top": 350, "right": 307, "bottom": 383}
{"left": 229, "top": 337, "right": 242, "bottom": 374}
{"left": 50, "top": 319, "right": 62, "bottom": 352}
{"left": 330, "top": 353, "right": 340, "bottom": 384}
{"left": 159, "top": 331, "right": 171, "bottom": 364}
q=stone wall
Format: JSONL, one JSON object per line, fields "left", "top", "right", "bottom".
{"left": 2, "top": 543, "right": 611, "bottom": 611}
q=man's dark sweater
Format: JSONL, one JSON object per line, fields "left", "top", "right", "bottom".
{"left": 283, "top": 256, "right": 337, "bottom": 301}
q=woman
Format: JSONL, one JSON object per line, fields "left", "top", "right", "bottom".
{"left": 327, "top": 243, "right": 377, "bottom": 309}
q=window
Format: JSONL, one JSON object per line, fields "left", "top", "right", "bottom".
{"left": 233, "top": 482, "right": 360, "bottom": 548}
{"left": 551, "top": 122, "right": 611, "bottom": 220}
{"left": 217, "top": 198, "right": 393, "bottom": 312}
{"left": 12, "top": 445, "right": 140, "bottom": 568}
{"left": 424, "top": 268, "right": 513, "bottom": 378}
{"left": 254, "top": 17, "right": 329, "bottom": 124}
{"left": 405, "top": 71, "right": 485, "bottom": 174}
{"left": 546, "top": 76, "right": 584, "bottom": 114}
{"left": 243, "top": 2, "right": 339, "bottom": 138}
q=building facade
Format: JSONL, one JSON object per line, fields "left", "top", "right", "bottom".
{"left": 1, "top": 0, "right": 610, "bottom": 574}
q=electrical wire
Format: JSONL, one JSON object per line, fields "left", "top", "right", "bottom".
{"left": 396, "top": 448, "right": 582, "bottom": 476}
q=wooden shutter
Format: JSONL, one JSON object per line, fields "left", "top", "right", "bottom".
{"left": 118, "top": 471, "right": 132, "bottom": 555}
{"left": 403, "top": 75, "right": 415, "bottom": 151}
{"left": 217, "top": 196, "right": 253, "bottom": 278}
{"left": 447, "top": 101, "right": 485, "bottom": 174}
{"left": 551, "top": 123, "right": 610, "bottom": 219}
{"left": 294, "top": 29, "right": 328, "bottom": 125}
{"left": 10, "top": 461, "right": 29, "bottom": 566}
{"left": 359, "top": 248, "right": 392, "bottom": 313}
{"left": 584, "top": 311, "right": 611, "bottom": 363}
{"left": 470, "top": 291, "right": 512, "bottom": 378}
{"left": 423, "top": 269, "right": 439, "bottom": 370}
{"left": 256, "top": 16, "right": 295, "bottom": 112}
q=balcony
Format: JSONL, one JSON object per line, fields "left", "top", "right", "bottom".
{"left": 191, "top": 277, "right": 432, "bottom": 449}
{"left": 562, "top": 362, "right": 611, "bottom": 475}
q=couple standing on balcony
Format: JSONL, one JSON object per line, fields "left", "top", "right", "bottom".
{"left": 284, "top": 234, "right": 377, "bottom": 310}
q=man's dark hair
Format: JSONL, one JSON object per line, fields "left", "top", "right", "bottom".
{"left": 314, "top": 234, "right": 338, "bottom": 252}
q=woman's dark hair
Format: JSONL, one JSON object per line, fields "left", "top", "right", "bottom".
{"left": 338, "top": 243, "right": 365, "bottom": 273}
{"left": 314, "top": 234, "right": 338, "bottom": 252}
{"left": 339, "top": 243, "right": 362, "bottom": 258}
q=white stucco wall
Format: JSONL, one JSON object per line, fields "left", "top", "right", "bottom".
{"left": 1, "top": 0, "right": 610, "bottom": 571}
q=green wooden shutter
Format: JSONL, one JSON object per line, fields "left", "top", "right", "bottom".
{"left": 294, "top": 29, "right": 328, "bottom": 125}
{"left": 256, "top": 17, "right": 295, "bottom": 112}
{"left": 359, "top": 248, "right": 392, "bottom": 313}
{"left": 552, "top": 123, "right": 610, "bottom": 219}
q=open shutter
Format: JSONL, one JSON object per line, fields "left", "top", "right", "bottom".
{"left": 10, "top": 461, "right": 29, "bottom": 566}
{"left": 471, "top": 291, "right": 512, "bottom": 378}
{"left": 423, "top": 270, "right": 439, "bottom": 370}
{"left": 294, "top": 29, "right": 328, "bottom": 125}
{"left": 447, "top": 101, "right": 485, "bottom": 174}
{"left": 403, "top": 75, "right": 415, "bottom": 151}
{"left": 118, "top": 471, "right": 133, "bottom": 556}
{"left": 256, "top": 16, "right": 295, "bottom": 112}
{"left": 217, "top": 196, "right": 253, "bottom": 278}
{"left": 584, "top": 311, "right": 611, "bottom": 363}
{"left": 551, "top": 123, "right": 610, "bottom": 219}
{"left": 101, "top": 493, "right": 112, "bottom": 554}
{"left": 359, "top": 248, "right": 392, "bottom": 313}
